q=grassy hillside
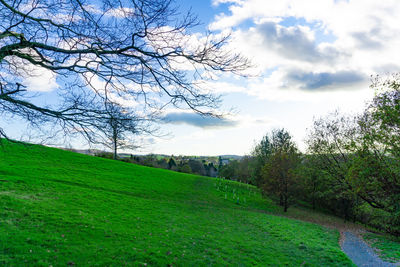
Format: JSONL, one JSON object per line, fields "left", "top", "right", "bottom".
{"left": 0, "top": 140, "right": 353, "bottom": 266}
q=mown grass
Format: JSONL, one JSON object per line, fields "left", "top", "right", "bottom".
{"left": 363, "top": 232, "right": 400, "bottom": 263}
{"left": 0, "top": 140, "right": 353, "bottom": 266}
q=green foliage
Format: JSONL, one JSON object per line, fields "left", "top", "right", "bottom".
{"left": 295, "top": 156, "right": 332, "bottom": 210}
{"left": 177, "top": 163, "right": 192, "bottom": 174}
{"left": 187, "top": 159, "right": 206, "bottom": 176}
{"left": 167, "top": 157, "right": 176, "bottom": 169}
{"left": 0, "top": 140, "right": 353, "bottom": 266}
{"left": 218, "top": 156, "right": 253, "bottom": 184}
{"left": 218, "top": 160, "right": 239, "bottom": 179}
{"left": 348, "top": 74, "right": 400, "bottom": 235}
{"left": 260, "top": 129, "right": 300, "bottom": 212}
{"left": 218, "top": 156, "right": 223, "bottom": 170}
{"left": 304, "top": 75, "right": 400, "bottom": 235}
{"left": 251, "top": 134, "right": 273, "bottom": 186}
{"left": 95, "top": 151, "right": 114, "bottom": 159}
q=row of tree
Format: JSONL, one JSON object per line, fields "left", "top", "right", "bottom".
{"left": 96, "top": 153, "right": 219, "bottom": 177}
{"left": 221, "top": 74, "right": 400, "bottom": 236}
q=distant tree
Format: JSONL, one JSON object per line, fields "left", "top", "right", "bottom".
{"left": 133, "top": 156, "right": 141, "bottom": 163}
{"left": 219, "top": 160, "right": 239, "bottom": 180}
{"left": 178, "top": 163, "right": 192, "bottom": 174}
{"left": 218, "top": 156, "right": 223, "bottom": 171}
{"left": 261, "top": 129, "right": 300, "bottom": 212}
{"left": 188, "top": 159, "right": 206, "bottom": 176}
{"left": 168, "top": 157, "right": 177, "bottom": 170}
{"left": 94, "top": 151, "right": 114, "bottom": 159}
{"left": 156, "top": 158, "right": 168, "bottom": 169}
{"left": 216, "top": 156, "right": 253, "bottom": 183}
{"left": 251, "top": 134, "right": 273, "bottom": 186}
{"left": 94, "top": 102, "right": 157, "bottom": 159}
{"left": 237, "top": 156, "right": 253, "bottom": 184}
{"left": 142, "top": 154, "right": 156, "bottom": 167}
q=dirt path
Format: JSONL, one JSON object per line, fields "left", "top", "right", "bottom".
{"left": 340, "top": 231, "right": 396, "bottom": 267}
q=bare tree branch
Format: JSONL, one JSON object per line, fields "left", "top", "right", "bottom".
{"left": 0, "top": 0, "right": 251, "bottom": 147}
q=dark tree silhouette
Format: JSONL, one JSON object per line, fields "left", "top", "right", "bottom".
{"left": 0, "top": 0, "right": 250, "bottom": 143}
{"left": 92, "top": 101, "right": 159, "bottom": 159}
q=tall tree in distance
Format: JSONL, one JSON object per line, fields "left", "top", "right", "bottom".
{"left": 260, "top": 129, "right": 300, "bottom": 212}
{"left": 93, "top": 101, "right": 158, "bottom": 159}
{"left": 168, "top": 157, "right": 176, "bottom": 170}
{"left": 0, "top": 0, "right": 250, "bottom": 144}
{"left": 251, "top": 134, "right": 273, "bottom": 186}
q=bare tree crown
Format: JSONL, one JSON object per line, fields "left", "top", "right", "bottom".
{"left": 0, "top": 0, "right": 250, "bottom": 141}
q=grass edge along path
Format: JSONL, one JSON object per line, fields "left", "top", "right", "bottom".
{"left": 362, "top": 232, "right": 400, "bottom": 264}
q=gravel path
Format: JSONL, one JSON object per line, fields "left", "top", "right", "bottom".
{"left": 341, "top": 231, "right": 396, "bottom": 267}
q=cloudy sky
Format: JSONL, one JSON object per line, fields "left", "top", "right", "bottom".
{"left": 3, "top": 0, "right": 400, "bottom": 156}
{"left": 150, "top": 0, "right": 400, "bottom": 155}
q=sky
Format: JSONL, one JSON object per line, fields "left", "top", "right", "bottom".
{"left": 149, "top": 0, "right": 400, "bottom": 155}
{"left": 3, "top": 0, "right": 400, "bottom": 156}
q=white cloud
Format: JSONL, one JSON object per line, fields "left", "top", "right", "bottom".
{"left": 208, "top": 0, "right": 400, "bottom": 101}
{"left": 105, "top": 7, "right": 134, "bottom": 18}
{"left": 24, "top": 68, "right": 58, "bottom": 92}
{"left": 212, "top": 0, "right": 244, "bottom": 6}
{"left": 7, "top": 56, "right": 59, "bottom": 92}
{"left": 182, "top": 130, "right": 216, "bottom": 141}
{"left": 195, "top": 80, "right": 247, "bottom": 94}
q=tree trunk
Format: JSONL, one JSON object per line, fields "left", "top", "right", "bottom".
{"left": 312, "top": 180, "right": 316, "bottom": 210}
{"left": 113, "top": 124, "right": 118, "bottom": 160}
{"left": 113, "top": 141, "right": 117, "bottom": 160}
{"left": 283, "top": 174, "right": 288, "bottom": 212}
{"left": 283, "top": 195, "right": 288, "bottom": 212}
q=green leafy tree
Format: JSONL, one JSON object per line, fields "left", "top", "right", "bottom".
{"left": 260, "top": 129, "right": 300, "bottom": 212}
{"left": 218, "top": 156, "right": 223, "bottom": 171}
{"left": 305, "top": 111, "right": 359, "bottom": 220}
{"left": 187, "top": 159, "right": 206, "bottom": 176}
{"left": 350, "top": 74, "right": 400, "bottom": 235}
{"left": 251, "top": 134, "right": 273, "bottom": 186}
{"left": 168, "top": 157, "right": 177, "bottom": 170}
{"left": 219, "top": 160, "right": 239, "bottom": 180}
{"left": 178, "top": 163, "right": 192, "bottom": 174}
{"left": 237, "top": 156, "right": 253, "bottom": 184}
{"left": 296, "top": 155, "right": 329, "bottom": 210}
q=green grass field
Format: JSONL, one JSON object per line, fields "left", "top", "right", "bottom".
{"left": 0, "top": 140, "right": 354, "bottom": 266}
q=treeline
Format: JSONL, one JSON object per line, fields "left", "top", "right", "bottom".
{"left": 95, "top": 153, "right": 219, "bottom": 177}
{"left": 221, "top": 74, "right": 400, "bottom": 236}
